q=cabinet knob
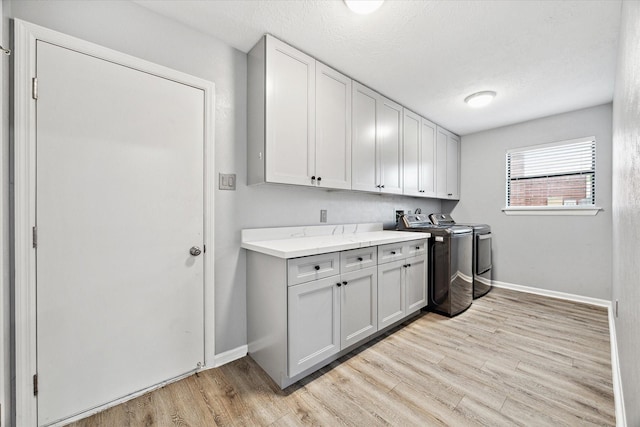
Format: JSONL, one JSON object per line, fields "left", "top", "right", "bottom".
{"left": 357, "top": 257, "right": 363, "bottom": 262}
{"left": 311, "top": 176, "right": 316, "bottom": 181}
{"left": 314, "top": 265, "right": 320, "bottom": 271}
{"left": 403, "top": 264, "right": 407, "bottom": 268}
{"left": 381, "top": 185, "right": 385, "bottom": 188}
{"left": 317, "top": 177, "right": 322, "bottom": 182}
{"left": 416, "top": 246, "right": 420, "bottom": 250}
{"left": 407, "top": 263, "right": 412, "bottom": 267}
{"left": 390, "top": 251, "right": 396, "bottom": 255}
{"left": 342, "top": 281, "right": 348, "bottom": 286}
{"left": 376, "top": 185, "right": 381, "bottom": 188}
{"left": 336, "top": 282, "right": 342, "bottom": 287}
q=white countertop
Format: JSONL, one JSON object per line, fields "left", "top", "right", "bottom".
{"left": 241, "top": 223, "right": 429, "bottom": 258}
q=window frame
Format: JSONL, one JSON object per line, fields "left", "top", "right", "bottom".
{"left": 503, "top": 136, "right": 602, "bottom": 216}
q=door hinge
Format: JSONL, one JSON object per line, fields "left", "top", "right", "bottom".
{"left": 32, "top": 77, "right": 38, "bottom": 100}
{"left": 33, "top": 374, "right": 38, "bottom": 396}
{"left": 32, "top": 226, "right": 37, "bottom": 249}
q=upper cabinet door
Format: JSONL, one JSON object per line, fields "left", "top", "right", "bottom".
{"left": 352, "top": 82, "right": 378, "bottom": 192}
{"left": 436, "top": 128, "right": 448, "bottom": 198}
{"left": 446, "top": 133, "right": 460, "bottom": 199}
{"left": 378, "top": 97, "right": 403, "bottom": 194}
{"left": 315, "top": 62, "right": 352, "bottom": 190}
{"left": 265, "top": 36, "right": 316, "bottom": 186}
{"left": 420, "top": 118, "right": 437, "bottom": 197}
{"left": 402, "top": 109, "right": 421, "bottom": 197}
{"left": 435, "top": 126, "right": 460, "bottom": 200}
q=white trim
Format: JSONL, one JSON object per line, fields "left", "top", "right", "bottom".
{"left": 214, "top": 345, "right": 249, "bottom": 367}
{"left": 492, "top": 280, "right": 610, "bottom": 307}
{"left": 608, "top": 309, "right": 627, "bottom": 427}
{"left": 502, "top": 206, "right": 602, "bottom": 216}
{"left": 14, "top": 19, "right": 215, "bottom": 426}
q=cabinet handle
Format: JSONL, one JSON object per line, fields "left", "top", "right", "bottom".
{"left": 314, "top": 265, "right": 320, "bottom": 271}
{"left": 357, "top": 257, "right": 363, "bottom": 262}
{"left": 390, "top": 251, "right": 396, "bottom": 255}
{"left": 403, "top": 264, "right": 407, "bottom": 268}
{"left": 448, "top": 193, "right": 453, "bottom": 196}
{"left": 416, "top": 246, "right": 420, "bottom": 250}
{"left": 342, "top": 281, "right": 348, "bottom": 286}
{"left": 376, "top": 185, "right": 381, "bottom": 188}
{"left": 407, "top": 263, "right": 412, "bottom": 267}
{"left": 311, "top": 176, "right": 316, "bottom": 182}
{"left": 317, "top": 177, "right": 322, "bottom": 182}
{"left": 336, "top": 282, "right": 342, "bottom": 287}
{"left": 381, "top": 185, "right": 385, "bottom": 188}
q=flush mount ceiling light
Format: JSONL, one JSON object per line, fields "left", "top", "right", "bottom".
{"left": 344, "top": 0, "right": 384, "bottom": 15}
{"left": 464, "top": 91, "right": 497, "bottom": 108}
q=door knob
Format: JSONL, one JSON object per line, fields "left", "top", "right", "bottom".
{"left": 190, "top": 246, "right": 202, "bottom": 256}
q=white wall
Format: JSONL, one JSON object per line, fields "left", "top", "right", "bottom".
{"left": 611, "top": 1, "right": 640, "bottom": 424}
{"left": 2, "top": 0, "right": 441, "bottom": 364}
{"left": 451, "top": 104, "right": 612, "bottom": 300}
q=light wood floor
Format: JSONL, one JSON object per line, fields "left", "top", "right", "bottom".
{"left": 69, "top": 288, "right": 615, "bottom": 426}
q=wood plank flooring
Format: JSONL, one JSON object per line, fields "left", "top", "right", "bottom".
{"left": 68, "top": 288, "right": 615, "bottom": 426}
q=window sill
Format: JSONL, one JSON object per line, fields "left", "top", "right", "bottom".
{"left": 502, "top": 206, "right": 602, "bottom": 216}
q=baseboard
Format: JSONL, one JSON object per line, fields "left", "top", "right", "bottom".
{"left": 214, "top": 345, "right": 248, "bottom": 367}
{"left": 492, "top": 280, "right": 610, "bottom": 307}
{"left": 608, "top": 307, "right": 627, "bottom": 427}
{"left": 493, "top": 280, "right": 625, "bottom": 425}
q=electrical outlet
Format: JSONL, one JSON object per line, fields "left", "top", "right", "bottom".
{"left": 320, "top": 209, "right": 327, "bottom": 223}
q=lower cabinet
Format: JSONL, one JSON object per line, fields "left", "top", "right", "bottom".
{"left": 377, "top": 254, "right": 427, "bottom": 329}
{"left": 288, "top": 267, "right": 377, "bottom": 377}
{"left": 246, "top": 239, "right": 427, "bottom": 389}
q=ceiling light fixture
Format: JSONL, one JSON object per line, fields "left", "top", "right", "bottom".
{"left": 344, "top": 0, "right": 384, "bottom": 15}
{"left": 464, "top": 91, "right": 497, "bottom": 108}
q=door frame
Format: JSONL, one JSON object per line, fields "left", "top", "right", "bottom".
{"left": 13, "top": 19, "right": 216, "bottom": 426}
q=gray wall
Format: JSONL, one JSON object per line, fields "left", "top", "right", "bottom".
{"left": 451, "top": 104, "right": 612, "bottom": 300}
{"left": 611, "top": 0, "right": 640, "bottom": 424}
{"left": 2, "top": 0, "right": 441, "bottom": 362}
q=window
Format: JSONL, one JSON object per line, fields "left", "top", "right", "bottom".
{"left": 505, "top": 137, "right": 599, "bottom": 215}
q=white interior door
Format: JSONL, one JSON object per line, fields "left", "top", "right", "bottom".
{"left": 35, "top": 40, "right": 205, "bottom": 425}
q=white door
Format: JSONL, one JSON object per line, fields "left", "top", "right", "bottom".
{"left": 288, "top": 277, "right": 341, "bottom": 377}
{"left": 420, "top": 119, "right": 437, "bottom": 197}
{"left": 36, "top": 41, "right": 205, "bottom": 425}
{"left": 340, "top": 268, "right": 378, "bottom": 349}
{"left": 315, "top": 62, "right": 352, "bottom": 190}
{"left": 378, "top": 97, "right": 403, "bottom": 194}
{"left": 447, "top": 134, "right": 460, "bottom": 199}
{"left": 436, "top": 128, "right": 448, "bottom": 198}
{"left": 265, "top": 36, "right": 316, "bottom": 186}
{"left": 405, "top": 255, "right": 427, "bottom": 314}
{"left": 377, "top": 259, "right": 406, "bottom": 329}
{"left": 351, "top": 82, "right": 378, "bottom": 192}
{"left": 402, "top": 109, "right": 421, "bottom": 197}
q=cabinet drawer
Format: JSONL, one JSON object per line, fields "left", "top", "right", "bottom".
{"left": 340, "top": 247, "right": 377, "bottom": 273}
{"left": 406, "top": 239, "right": 427, "bottom": 257}
{"left": 377, "top": 243, "right": 406, "bottom": 264}
{"left": 288, "top": 252, "right": 340, "bottom": 286}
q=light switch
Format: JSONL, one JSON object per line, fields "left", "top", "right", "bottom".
{"left": 219, "top": 173, "right": 236, "bottom": 190}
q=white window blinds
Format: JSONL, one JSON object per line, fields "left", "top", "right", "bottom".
{"left": 506, "top": 137, "right": 596, "bottom": 208}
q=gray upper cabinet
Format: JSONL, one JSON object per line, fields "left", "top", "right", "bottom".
{"left": 352, "top": 82, "right": 403, "bottom": 194}
{"left": 248, "top": 35, "right": 352, "bottom": 189}
{"left": 249, "top": 34, "right": 459, "bottom": 200}
{"left": 436, "top": 126, "right": 460, "bottom": 200}
{"left": 315, "top": 62, "right": 352, "bottom": 190}
{"left": 403, "top": 109, "right": 436, "bottom": 198}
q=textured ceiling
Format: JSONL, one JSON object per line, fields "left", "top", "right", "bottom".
{"left": 134, "top": 0, "right": 621, "bottom": 135}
